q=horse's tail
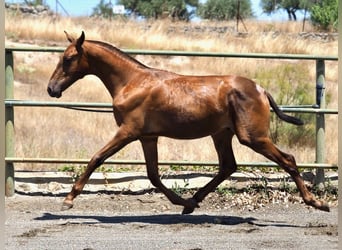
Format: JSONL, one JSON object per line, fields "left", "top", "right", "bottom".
{"left": 266, "top": 91, "right": 304, "bottom": 126}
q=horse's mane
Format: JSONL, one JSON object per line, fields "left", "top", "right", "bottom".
{"left": 87, "top": 40, "right": 148, "bottom": 68}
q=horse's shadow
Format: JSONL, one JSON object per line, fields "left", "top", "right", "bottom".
{"left": 34, "top": 212, "right": 300, "bottom": 228}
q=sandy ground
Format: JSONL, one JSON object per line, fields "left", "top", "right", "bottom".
{"left": 5, "top": 176, "right": 338, "bottom": 250}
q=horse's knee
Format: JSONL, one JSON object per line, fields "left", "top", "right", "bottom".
{"left": 219, "top": 151, "right": 238, "bottom": 177}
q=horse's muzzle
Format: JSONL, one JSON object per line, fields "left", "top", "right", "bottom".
{"left": 47, "top": 85, "right": 62, "bottom": 98}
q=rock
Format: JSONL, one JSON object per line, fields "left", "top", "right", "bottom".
{"left": 5, "top": 3, "right": 53, "bottom": 16}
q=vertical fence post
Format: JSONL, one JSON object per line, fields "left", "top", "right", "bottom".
{"left": 315, "top": 59, "right": 325, "bottom": 189}
{"left": 5, "top": 50, "right": 15, "bottom": 196}
{"left": 1, "top": 4, "right": 5, "bottom": 248}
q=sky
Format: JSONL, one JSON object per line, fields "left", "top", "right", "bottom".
{"left": 8, "top": 0, "right": 306, "bottom": 21}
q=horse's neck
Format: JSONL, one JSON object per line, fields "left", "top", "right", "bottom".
{"left": 86, "top": 42, "right": 145, "bottom": 98}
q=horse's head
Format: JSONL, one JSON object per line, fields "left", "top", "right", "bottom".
{"left": 47, "top": 31, "right": 89, "bottom": 98}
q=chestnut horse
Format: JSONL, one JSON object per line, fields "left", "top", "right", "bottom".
{"left": 48, "top": 31, "right": 329, "bottom": 214}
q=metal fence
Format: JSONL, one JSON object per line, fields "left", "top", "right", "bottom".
{"left": 4, "top": 46, "right": 338, "bottom": 196}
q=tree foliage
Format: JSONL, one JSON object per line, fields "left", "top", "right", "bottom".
{"left": 118, "top": 0, "right": 198, "bottom": 20}
{"left": 197, "top": 0, "right": 253, "bottom": 21}
{"left": 310, "top": 0, "right": 338, "bottom": 30}
{"left": 261, "top": 0, "right": 338, "bottom": 28}
{"left": 261, "top": 0, "right": 309, "bottom": 20}
{"left": 92, "top": 0, "right": 113, "bottom": 18}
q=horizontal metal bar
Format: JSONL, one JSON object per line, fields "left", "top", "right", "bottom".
{"left": 126, "top": 50, "right": 339, "bottom": 61}
{"left": 5, "top": 46, "right": 338, "bottom": 61}
{"left": 5, "top": 99, "right": 113, "bottom": 108}
{"left": 5, "top": 157, "right": 338, "bottom": 169}
{"left": 5, "top": 46, "right": 65, "bottom": 53}
{"left": 5, "top": 100, "right": 338, "bottom": 114}
{"left": 277, "top": 107, "right": 338, "bottom": 114}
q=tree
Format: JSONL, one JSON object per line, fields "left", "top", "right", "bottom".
{"left": 310, "top": 0, "right": 338, "bottom": 30}
{"left": 197, "top": 0, "right": 252, "bottom": 21}
{"left": 283, "top": 0, "right": 301, "bottom": 20}
{"left": 261, "top": 0, "right": 312, "bottom": 21}
{"left": 118, "top": 0, "right": 198, "bottom": 20}
{"left": 92, "top": 0, "right": 114, "bottom": 19}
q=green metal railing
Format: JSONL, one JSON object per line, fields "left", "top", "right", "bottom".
{"left": 4, "top": 46, "right": 338, "bottom": 196}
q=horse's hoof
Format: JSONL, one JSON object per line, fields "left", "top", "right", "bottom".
{"left": 61, "top": 201, "right": 73, "bottom": 211}
{"left": 307, "top": 199, "right": 330, "bottom": 212}
{"left": 181, "top": 198, "right": 199, "bottom": 215}
{"left": 182, "top": 207, "right": 195, "bottom": 215}
{"left": 319, "top": 202, "right": 330, "bottom": 212}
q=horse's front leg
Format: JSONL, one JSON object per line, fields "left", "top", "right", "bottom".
{"left": 62, "top": 127, "right": 136, "bottom": 210}
{"left": 140, "top": 137, "right": 199, "bottom": 213}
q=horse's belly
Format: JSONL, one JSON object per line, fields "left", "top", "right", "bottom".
{"left": 145, "top": 113, "right": 231, "bottom": 139}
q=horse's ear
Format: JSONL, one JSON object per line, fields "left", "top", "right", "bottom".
{"left": 76, "top": 31, "right": 85, "bottom": 52}
{"left": 64, "top": 30, "right": 74, "bottom": 43}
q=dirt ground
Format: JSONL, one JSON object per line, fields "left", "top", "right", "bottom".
{"left": 5, "top": 184, "right": 338, "bottom": 250}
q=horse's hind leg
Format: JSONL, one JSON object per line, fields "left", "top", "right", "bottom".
{"left": 140, "top": 137, "right": 199, "bottom": 212}
{"left": 240, "top": 136, "right": 330, "bottom": 212}
{"left": 229, "top": 88, "right": 329, "bottom": 212}
{"left": 183, "top": 129, "right": 237, "bottom": 214}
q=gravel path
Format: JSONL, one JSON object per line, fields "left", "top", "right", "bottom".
{"left": 5, "top": 190, "right": 338, "bottom": 250}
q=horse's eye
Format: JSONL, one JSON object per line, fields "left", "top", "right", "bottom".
{"left": 64, "top": 56, "right": 73, "bottom": 64}
{"left": 62, "top": 56, "right": 75, "bottom": 72}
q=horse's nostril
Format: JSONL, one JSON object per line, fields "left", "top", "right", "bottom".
{"left": 47, "top": 86, "right": 53, "bottom": 96}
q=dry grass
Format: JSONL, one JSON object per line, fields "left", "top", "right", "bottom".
{"left": 6, "top": 12, "right": 337, "bottom": 54}
{"left": 5, "top": 12, "right": 338, "bottom": 171}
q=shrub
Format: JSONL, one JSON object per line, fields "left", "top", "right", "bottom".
{"left": 310, "top": 0, "right": 338, "bottom": 31}
{"left": 255, "top": 64, "right": 316, "bottom": 147}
